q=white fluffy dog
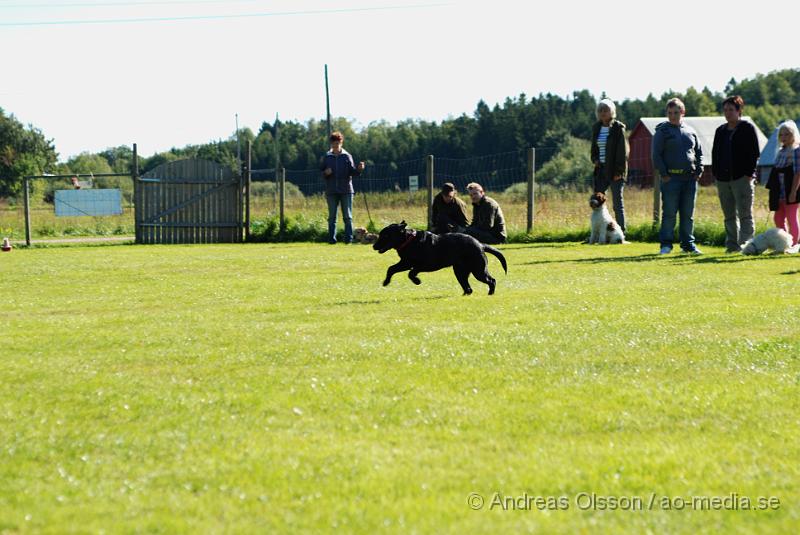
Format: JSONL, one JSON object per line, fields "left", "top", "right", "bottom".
{"left": 741, "top": 227, "right": 799, "bottom": 255}
{"left": 588, "top": 192, "right": 625, "bottom": 244}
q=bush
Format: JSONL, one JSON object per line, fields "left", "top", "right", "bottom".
{"left": 536, "top": 136, "right": 594, "bottom": 188}
{"left": 250, "top": 181, "right": 304, "bottom": 199}
{"left": 503, "top": 182, "right": 528, "bottom": 203}
{"left": 249, "top": 214, "right": 327, "bottom": 242}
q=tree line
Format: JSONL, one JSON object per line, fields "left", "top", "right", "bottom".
{"left": 1, "top": 69, "right": 799, "bottom": 197}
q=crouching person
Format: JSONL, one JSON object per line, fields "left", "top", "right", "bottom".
{"left": 464, "top": 182, "right": 507, "bottom": 244}
{"left": 431, "top": 182, "right": 469, "bottom": 234}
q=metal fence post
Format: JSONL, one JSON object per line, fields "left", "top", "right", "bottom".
{"left": 132, "top": 143, "right": 140, "bottom": 244}
{"left": 23, "top": 177, "right": 31, "bottom": 246}
{"left": 245, "top": 140, "right": 251, "bottom": 240}
{"left": 426, "top": 155, "right": 434, "bottom": 229}
{"left": 279, "top": 167, "right": 286, "bottom": 234}
{"left": 274, "top": 166, "right": 280, "bottom": 220}
{"left": 527, "top": 147, "right": 535, "bottom": 234}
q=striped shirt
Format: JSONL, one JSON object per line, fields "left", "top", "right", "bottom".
{"left": 597, "top": 126, "right": 610, "bottom": 164}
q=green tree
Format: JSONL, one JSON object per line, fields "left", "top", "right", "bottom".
{"left": 535, "top": 136, "right": 593, "bottom": 187}
{"left": 101, "top": 145, "right": 134, "bottom": 174}
{"left": 681, "top": 86, "right": 719, "bottom": 116}
{"left": 62, "top": 152, "right": 114, "bottom": 175}
{"left": 0, "top": 108, "right": 58, "bottom": 197}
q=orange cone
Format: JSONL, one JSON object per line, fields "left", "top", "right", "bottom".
{"left": 1, "top": 238, "right": 12, "bottom": 252}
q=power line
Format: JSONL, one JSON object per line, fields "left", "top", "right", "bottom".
{"left": 0, "top": 0, "right": 260, "bottom": 9}
{"left": 0, "top": 2, "right": 452, "bottom": 27}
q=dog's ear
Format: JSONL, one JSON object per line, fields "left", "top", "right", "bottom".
{"left": 399, "top": 220, "right": 406, "bottom": 228}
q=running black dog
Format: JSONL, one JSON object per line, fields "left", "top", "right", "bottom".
{"left": 372, "top": 221, "right": 507, "bottom": 295}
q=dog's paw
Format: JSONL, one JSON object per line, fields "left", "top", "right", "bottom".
{"left": 410, "top": 277, "right": 421, "bottom": 285}
{"left": 382, "top": 279, "right": 391, "bottom": 287}
{"left": 463, "top": 287, "right": 473, "bottom": 296}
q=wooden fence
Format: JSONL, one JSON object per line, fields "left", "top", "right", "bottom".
{"left": 136, "top": 158, "right": 243, "bottom": 244}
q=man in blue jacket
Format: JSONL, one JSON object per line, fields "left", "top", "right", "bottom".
{"left": 652, "top": 98, "right": 704, "bottom": 255}
{"left": 320, "top": 131, "right": 365, "bottom": 244}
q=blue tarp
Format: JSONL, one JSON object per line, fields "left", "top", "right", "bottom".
{"left": 54, "top": 189, "right": 123, "bottom": 217}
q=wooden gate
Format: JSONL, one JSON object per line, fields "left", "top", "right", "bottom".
{"left": 136, "top": 159, "right": 243, "bottom": 244}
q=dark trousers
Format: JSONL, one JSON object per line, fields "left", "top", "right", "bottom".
{"left": 594, "top": 164, "right": 626, "bottom": 232}
{"left": 464, "top": 227, "right": 504, "bottom": 245}
{"left": 432, "top": 214, "right": 466, "bottom": 235}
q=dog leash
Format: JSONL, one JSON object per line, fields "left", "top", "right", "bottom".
{"left": 395, "top": 230, "right": 417, "bottom": 252}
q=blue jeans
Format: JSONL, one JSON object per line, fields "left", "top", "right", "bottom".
{"left": 326, "top": 193, "right": 353, "bottom": 243}
{"left": 659, "top": 176, "right": 697, "bottom": 250}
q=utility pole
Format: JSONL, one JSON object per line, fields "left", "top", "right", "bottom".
{"left": 274, "top": 113, "right": 280, "bottom": 168}
{"left": 235, "top": 113, "right": 241, "bottom": 173}
{"left": 325, "top": 64, "right": 332, "bottom": 138}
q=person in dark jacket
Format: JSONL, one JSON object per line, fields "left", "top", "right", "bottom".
{"left": 430, "top": 182, "right": 469, "bottom": 234}
{"left": 464, "top": 182, "right": 506, "bottom": 244}
{"left": 320, "top": 131, "right": 364, "bottom": 244}
{"left": 652, "top": 98, "right": 704, "bottom": 255}
{"left": 591, "top": 98, "right": 629, "bottom": 232}
{"left": 711, "top": 95, "right": 760, "bottom": 252}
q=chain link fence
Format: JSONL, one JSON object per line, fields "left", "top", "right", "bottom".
{"left": 248, "top": 146, "right": 773, "bottom": 240}
{"left": 1, "top": 147, "right": 774, "bottom": 243}
{"left": 2, "top": 174, "right": 136, "bottom": 244}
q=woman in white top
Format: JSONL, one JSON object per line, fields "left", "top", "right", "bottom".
{"left": 590, "top": 99, "right": 629, "bottom": 232}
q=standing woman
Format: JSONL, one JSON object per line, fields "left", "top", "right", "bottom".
{"left": 591, "top": 98, "right": 629, "bottom": 232}
{"left": 711, "top": 95, "right": 760, "bottom": 252}
{"left": 320, "top": 131, "right": 365, "bottom": 244}
{"left": 766, "top": 121, "right": 800, "bottom": 245}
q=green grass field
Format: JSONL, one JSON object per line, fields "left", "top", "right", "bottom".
{"left": 1, "top": 242, "right": 798, "bottom": 533}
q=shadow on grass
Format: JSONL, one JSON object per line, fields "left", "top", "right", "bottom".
{"left": 519, "top": 251, "right": 788, "bottom": 266}
{"left": 411, "top": 294, "right": 451, "bottom": 301}
{"left": 501, "top": 242, "right": 580, "bottom": 250}
{"left": 333, "top": 299, "right": 384, "bottom": 306}
{"left": 521, "top": 253, "right": 661, "bottom": 265}
{"left": 333, "top": 294, "right": 451, "bottom": 306}
{"left": 690, "top": 252, "right": 800, "bottom": 265}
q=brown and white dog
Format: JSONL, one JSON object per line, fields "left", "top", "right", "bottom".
{"left": 588, "top": 192, "right": 625, "bottom": 244}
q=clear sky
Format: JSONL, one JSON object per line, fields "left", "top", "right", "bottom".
{"left": 1, "top": 0, "right": 797, "bottom": 161}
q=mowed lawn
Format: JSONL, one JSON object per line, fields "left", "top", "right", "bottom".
{"left": 1, "top": 242, "right": 798, "bottom": 533}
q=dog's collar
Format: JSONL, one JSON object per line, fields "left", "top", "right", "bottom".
{"left": 395, "top": 230, "right": 417, "bottom": 252}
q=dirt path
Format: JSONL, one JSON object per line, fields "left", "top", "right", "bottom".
{"left": 16, "top": 236, "right": 135, "bottom": 245}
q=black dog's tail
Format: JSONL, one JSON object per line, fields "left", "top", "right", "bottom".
{"left": 483, "top": 245, "right": 507, "bottom": 273}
